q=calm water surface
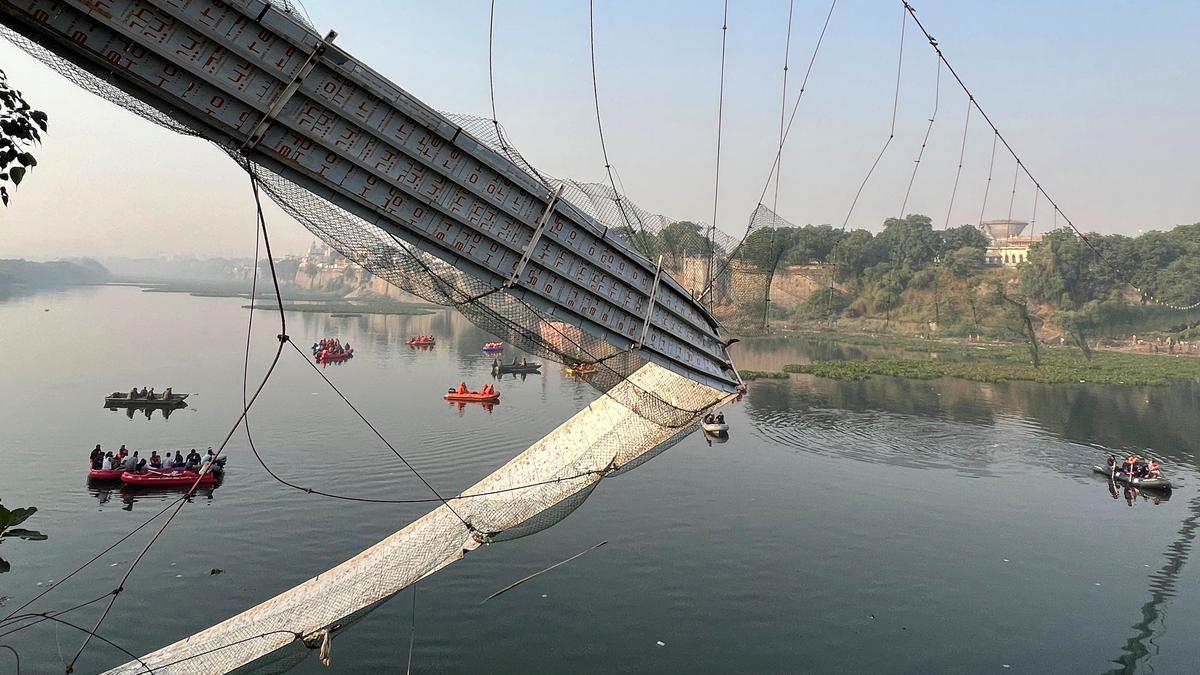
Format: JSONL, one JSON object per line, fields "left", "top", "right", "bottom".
{"left": 2, "top": 286, "right": 1199, "bottom": 673}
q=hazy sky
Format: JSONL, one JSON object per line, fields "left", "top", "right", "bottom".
{"left": 1, "top": 0, "right": 1197, "bottom": 259}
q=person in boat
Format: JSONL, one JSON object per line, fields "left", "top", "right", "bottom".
{"left": 457, "top": 382, "right": 468, "bottom": 395}
{"left": 201, "top": 448, "right": 215, "bottom": 467}
{"left": 90, "top": 444, "right": 103, "bottom": 464}
{"left": 1124, "top": 455, "right": 1139, "bottom": 476}
{"left": 124, "top": 451, "right": 139, "bottom": 473}
{"left": 171, "top": 451, "right": 185, "bottom": 469}
{"left": 147, "top": 387, "right": 156, "bottom": 399}
{"left": 101, "top": 452, "right": 114, "bottom": 471}
{"left": 129, "top": 387, "right": 138, "bottom": 399}
{"left": 162, "top": 387, "right": 172, "bottom": 400}
{"left": 704, "top": 414, "right": 714, "bottom": 425}
{"left": 716, "top": 412, "right": 725, "bottom": 425}
{"left": 149, "top": 451, "right": 162, "bottom": 469}
{"left": 1147, "top": 460, "right": 1163, "bottom": 479}
{"left": 139, "top": 387, "right": 148, "bottom": 398}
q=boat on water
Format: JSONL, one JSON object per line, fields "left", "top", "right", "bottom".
{"left": 104, "top": 391, "right": 189, "bottom": 408}
{"left": 317, "top": 349, "right": 354, "bottom": 363}
{"left": 565, "top": 363, "right": 597, "bottom": 376}
{"left": 1092, "top": 465, "right": 1172, "bottom": 491}
{"left": 87, "top": 467, "right": 124, "bottom": 481}
{"left": 482, "top": 341, "right": 504, "bottom": 352}
{"left": 702, "top": 422, "right": 729, "bottom": 434}
{"left": 407, "top": 336, "right": 436, "bottom": 346}
{"left": 121, "top": 468, "right": 220, "bottom": 487}
{"left": 444, "top": 384, "right": 500, "bottom": 403}
{"left": 493, "top": 357, "right": 540, "bottom": 374}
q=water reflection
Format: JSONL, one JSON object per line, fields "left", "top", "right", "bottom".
{"left": 105, "top": 403, "right": 188, "bottom": 420}
{"left": 1106, "top": 494, "right": 1200, "bottom": 674}
{"left": 746, "top": 373, "right": 1200, "bottom": 477}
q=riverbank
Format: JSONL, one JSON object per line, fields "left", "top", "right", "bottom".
{"left": 111, "top": 280, "right": 438, "bottom": 315}
{"left": 743, "top": 332, "right": 1200, "bottom": 386}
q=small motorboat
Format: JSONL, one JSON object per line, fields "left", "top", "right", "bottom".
{"left": 104, "top": 391, "right": 189, "bottom": 408}
{"left": 493, "top": 357, "right": 540, "bottom": 375}
{"left": 1092, "top": 465, "right": 1172, "bottom": 491}
{"left": 407, "top": 336, "right": 436, "bottom": 346}
{"left": 482, "top": 342, "right": 504, "bottom": 352}
{"left": 120, "top": 468, "right": 220, "bottom": 487}
{"left": 87, "top": 467, "right": 124, "bottom": 481}
{"left": 702, "top": 421, "right": 729, "bottom": 434}
{"left": 444, "top": 389, "right": 500, "bottom": 403}
{"left": 317, "top": 348, "right": 354, "bottom": 363}
{"left": 565, "top": 363, "right": 597, "bottom": 376}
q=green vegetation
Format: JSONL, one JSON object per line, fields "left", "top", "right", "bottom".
{"left": 784, "top": 349, "right": 1200, "bottom": 386}
{"left": 1, "top": 68, "right": 48, "bottom": 206}
{"left": 715, "top": 212, "right": 1200, "bottom": 345}
{"left": 243, "top": 300, "right": 437, "bottom": 315}
{"left": 739, "top": 370, "right": 790, "bottom": 381}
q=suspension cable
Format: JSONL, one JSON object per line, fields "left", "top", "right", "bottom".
{"left": 903, "top": 0, "right": 1200, "bottom": 310}
{"left": 706, "top": 0, "right": 730, "bottom": 310}
{"left": 899, "top": 55, "right": 939, "bottom": 217}
{"left": 942, "top": 99, "right": 970, "bottom": 229}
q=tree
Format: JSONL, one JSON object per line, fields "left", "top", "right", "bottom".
{"left": 945, "top": 246, "right": 985, "bottom": 277}
{"left": 939, "top": 224, "right": 990, "bottom": 258}
{"left": 657, "top": 220, "right": 710, "bottom": 270}
{"left": 876, "top": 214, "right": 939, "bottom": 270}
{"left": 0, "top": 69, "right": 48, "bottom": 207}
{"left": 829, "top": 229, "right": 883, "bottom": 282}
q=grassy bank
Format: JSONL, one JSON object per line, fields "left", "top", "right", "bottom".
{"left": 243, "top": 300, "right": 437, "bottom": 315}
{"left": 782, "top": 349, "right": 1200, "bottom": 386}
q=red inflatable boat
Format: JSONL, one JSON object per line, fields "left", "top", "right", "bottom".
{"left": 444, "top": 390, "right": 500, "bottom": 403}
{"left": 317, "top": 349, "right": 354, "bottom": 363}
{"left": 482, "top": 342, "right": 504, "bottom": 351}
{"left": 120, "top": 469, "right": 219, "bottom": 487}
{"left": 406, "top": 337, "right": 436, "bottom": 346}
{"left": 88, "top": 467, "right": 124, "bottom": 481}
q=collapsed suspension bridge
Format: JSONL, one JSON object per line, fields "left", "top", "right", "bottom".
{"left": 0, "top": 0, "right": 743, "bottom": 671}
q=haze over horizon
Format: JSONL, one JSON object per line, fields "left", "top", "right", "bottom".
{"left": 1, "top": 0, "right": 1196, "bottom": 260}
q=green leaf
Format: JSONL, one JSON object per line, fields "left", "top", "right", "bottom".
{"left": 0, "top": 528, "right": 47, "bottom": 541}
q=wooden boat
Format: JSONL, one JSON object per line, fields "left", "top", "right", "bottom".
{"left": 104, "top": 391, "right": 189, "bottom": 408}
{"left": 1092, "top": 465, "right": 1172, "bottom": 491}
{"left": 493, "top": 358, "right": 540, "bottom": 374}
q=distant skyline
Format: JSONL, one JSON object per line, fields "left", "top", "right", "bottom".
{"left": 1, "top": 0, "right": 1197, "bottom": 259}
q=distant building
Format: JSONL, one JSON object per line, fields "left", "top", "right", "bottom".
{"left": 980, "top": 219, "right": 1042, "bottom": 267}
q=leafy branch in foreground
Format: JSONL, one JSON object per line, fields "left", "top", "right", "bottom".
{"left": 0, "top": 68, "right": 48, "bottom": 206}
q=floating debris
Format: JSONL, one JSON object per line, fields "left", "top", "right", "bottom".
{"left": 210, "top": 569, "right": 224, "bottom": 575}
{"left": 656, "top": 641, "right": 665, "bottom": 647}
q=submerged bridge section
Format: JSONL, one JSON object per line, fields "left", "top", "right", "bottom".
{"left": 0, "top": 0, "right": 738, "bottom": 391}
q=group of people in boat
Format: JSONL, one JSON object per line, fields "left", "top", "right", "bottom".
{"left": 410, "top": 335, "right": 435, "bottom": 343}
{"left": 312, "top": 338, "right": 351, "bottom": 358}
{"left": 1107, "top": 454, "right": 1163, "bottom": 480}
{"left": 90, "top": 444, "right": 215, "bottom": 474}
{"left": 126, "top": 386, "right": 173, "bottom": 400}
{"left": 448, "top": 382, "right": 497, "bottom": 397}
{"left": 703, "top": 412, "right": 726, "bottom": 426}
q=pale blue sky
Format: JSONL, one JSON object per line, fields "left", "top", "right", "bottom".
{"left": 1, "top": 0, "right": 1197, "bottom": 258}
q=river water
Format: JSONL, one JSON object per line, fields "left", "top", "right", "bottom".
{"left": 2, "top": 285, "right": 1198, "bottom": 673}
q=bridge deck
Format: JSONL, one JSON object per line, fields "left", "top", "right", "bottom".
{"left": 0, "top": 0, "right": 738, "bottom": 391}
